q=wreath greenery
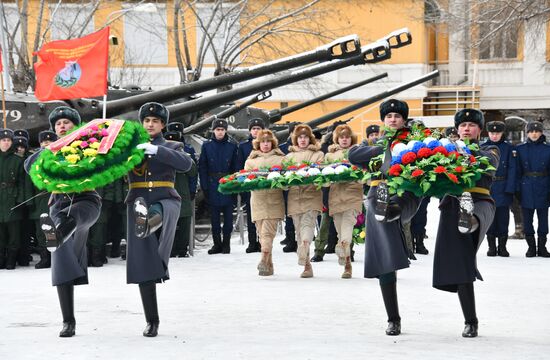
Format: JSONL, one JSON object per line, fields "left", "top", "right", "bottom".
{"left": 29, "top": 120, "right": 149, "bottom": 193}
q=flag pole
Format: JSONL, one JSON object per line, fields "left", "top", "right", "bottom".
{"left": 1, "top": 72, "right": 6, "bottom": 128}
{"left": 102, "top": 94, "right": 107, "bottom": 120}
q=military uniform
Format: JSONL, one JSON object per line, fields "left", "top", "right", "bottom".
{"left": 515, "top": 121, "right": 550, "bottom": 257}
{"left": 198, "top": 119, "right": 238, "bottom": 254}
{"left": 0, "top": 129, "right": 27, "bottom": 270}
{"left": 87, "top": 183, "right": 117, "bottom": 266}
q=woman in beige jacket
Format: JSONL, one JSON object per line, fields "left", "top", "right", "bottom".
{"left": 325, "top": 124, "right": 364, "bottom": 278}
{"left": 244, "top": 130, "right": 285, "bottom": 276}
{"left": 284, "top": 124, "right": 324, "bottom": 278}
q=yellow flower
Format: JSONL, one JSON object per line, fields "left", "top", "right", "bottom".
{"left": 71, "top": 140, "right": 82, "bottom": 148}
{"left": 82, "top": 148, "right": 98, "bottom": 157}
{"left": 104, "top": 121, "right": 111, "bottom": 126}
{"left": 65, "top": 154, "right": 81, "bottom": 164}
{"left": 61, "top": 146, "right": 76, "bottom": 154}
{"left": 89, "top": 142, "right": 100, "bottom": 149}
{"left": 360, "top": 231, "right": 366, "bottom": 239}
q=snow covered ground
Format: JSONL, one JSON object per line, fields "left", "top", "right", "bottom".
{"left": 1, "top": 201, "right": 550, "bottom": 360}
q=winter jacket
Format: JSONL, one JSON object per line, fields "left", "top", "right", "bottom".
{"left": 515, "top": 136, "right": 550, "bottom": 209}
{"left": 324, "top": 144, "right": 363, "bottom": 215}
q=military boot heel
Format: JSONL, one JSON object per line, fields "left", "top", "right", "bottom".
{"left": 497, "top": 236, "right": 509, "bottom": 257}
{"left": 537, "top": 237, "right": 550, "bottom": 257}
{"left": 40, "top": 213, "right": 77, "bottom": 247}
{"left": 134, "top": 198, "right": 163, "bottom": 239}
{"left": 486, "top": 235, "right": 497, "bottom": 257}
{"left": 374, "top": 182, "right": 390, "bottom": 222}
{"left": 458, "top": 192, "right": 478, "bottom": 234}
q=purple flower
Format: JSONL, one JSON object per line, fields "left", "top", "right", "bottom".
{"left": 355, "top": 212, "right": 365, "bottom": 226}
{"left": 101, "top": 129, "right": 109, "bottom": 137}
{"left": 88, "top": 137, "right": 98, "bottom": 143}
{"left": 80, "top": 141, "right": 89, "bottom": 148}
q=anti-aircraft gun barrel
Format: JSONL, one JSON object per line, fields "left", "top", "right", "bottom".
{"left": 77, "top": 35, "right": 362, "bottom": 119}
{"left": 183, "top": 91, "right": 272, "bottom": 134}
{"left": 266, "top": 72, "right": 388, "bottom": 124}
{"left": 274, "top": 70, "right": 440, "bottom": 140}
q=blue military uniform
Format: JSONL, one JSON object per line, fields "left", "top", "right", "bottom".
{"left": 515, "top": 121, "right": 550, "bottom": 257}
{"left": 481, "top": 121, "right": 517, "bottom": 257}
{"left": 199, "top": 121, "right": 238, "bottom": 254}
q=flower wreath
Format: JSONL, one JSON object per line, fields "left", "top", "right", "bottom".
{"left": 364, "top": 123, "right": 496, "bottom": 198}
{"left": 30, "top": 119, "right": 149, "bottom": 193}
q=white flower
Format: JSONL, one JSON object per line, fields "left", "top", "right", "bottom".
{"left": 439, "top": 138, "right": 450, "bottom": 146}
{"left": 455, "top": 140, "right": 466, "bottom": 148}
{"left": 334, "top": 165, "right": 348, "bottom": 174}
{"left": 406, "top": 140, "right": 418, "bottom": 150}
{"left": 321, "top": 166, "right": 335, "bottom": 175}
{"left": 244, "top": 178, "right": 251, "bottom": 183}
{"left": 296, "top": 169, "right": 309, "bottom": 177}
{"left": 391, "top": 143, "right": 407, "bottom": 157}
{"left": 422, "top": 137, "right": 437, "bottom": 145}
{"left": 267, "top": 172, "right": 281, "bottom": 180}
{"left": 284, "top": 171, "right": 295, "bottom": 178}
{"left": 307, "top": 167, "right": 321, "bottom": 176}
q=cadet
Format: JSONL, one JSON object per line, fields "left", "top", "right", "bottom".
{"left": 481, "top": 121, "right": 516, "bottom": 257}
{"left": 30, "top": 130, "right": 58, "bottom": 269}
{"left": 433, "top": 109, "right": 499, "bottom": 338}
{"left": 364, "top": 124, "right": 380, "bottom": 145}
{"left": 127, "top": 102, "right": 194, "bottom": 337}
{"left": 25, "top": 106, "right": 102, "bottom": 337}
{"left": 237, "top": 117, "right": 265, "bottom": 253}
{"left": 164, "top": 129, "right": 198, "bottom": 257}
{"left": 445, "top": 126, "right": 459, "bottom": 141}
{"left": 13, "top": 135, "right": 34, "bottom": 266}
{"left": 515, "top": 121, "right": 550, "bottom": 258}
{"left": 198, "top": 118, "right": 238, "bottom": 254}
{"left": 0, "top": 129, "right": 27, "bottom": 270}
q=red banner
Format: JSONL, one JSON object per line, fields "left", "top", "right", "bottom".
{"left": 34, "top": 27, "right": 109, "bottom": 101}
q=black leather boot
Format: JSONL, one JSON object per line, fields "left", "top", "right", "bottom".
{"left": 537, "top": 236, "right": 550, "bottom": 257}
{"left": 497, "top": 236, "right": 510, "bottom": 257}
{"left": 486, "top": 235, "right": 497, "bottom": 257}
{"left": 222, "top": 233, "right": 231, "bottom": 254}
{"left": 458, "top": 193, "right": 479, "bottom": 234}
{"left": 414, "top": 233, "right": 429, "bottom": 255}
{"left": 0, "top": 249, "right": 6, "bottom": 269}
{"left": 90, "top": 248, "right": 104, "bottom": 267}
{"left": 208, "top": 234, "right": 223, "bottom": 255}
{"left": 245, "top": 232, "right": 260, "bottom": 253}
{"left": 57, "top": 284, "right": 75, "bottom": 337}
{"left": 458, "top": 283, "right": 478, "bottom": 338}
{"left": 139, "top": 282, "right": 159, "bottom": 337}
{"left": 40, "top": 213, "right": 77, "bottom": 247}
{"left": 525, "top": 235, "right": 537, "bottom": 258}
{"left": 380, "top": 282, "right": 401, "bottom": 336}
{"left": 5, "top": 249, "right": 18, "bottom": 270}
{"left": 310, "top": 254, "right": 324, "bottom": 262}
{"left": 134, "top": 198, "right": 163, "bottom": 239}
{"left": 282, "top": 232, "right": 297, "bottom": 253}
{"left": 35, "top": 248, "right": 51, "bottom": 269}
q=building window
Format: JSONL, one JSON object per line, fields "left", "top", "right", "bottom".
{"left": 196, "top": 4, "right": 240, "bottom": 65}
{"left": 478, "top": 13, "right": 519, "bottom": 60}
{"left": 123, "top": 3, "right": 168, "bottom": 65}
{"left": 48, "top": 3, "right": 95, "bottom": 40}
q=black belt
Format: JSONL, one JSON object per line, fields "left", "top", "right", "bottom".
{"left": 524, "top": 172, "right": 548, "bottom": 177}
{"left": 209, "top": 172, "right": 229, "bottom": 178}
{"left": 0, "top": 182, "right": 15, "bottom": 188}
{"left": 494, "top": 176, "right": 506, "bottom": 181}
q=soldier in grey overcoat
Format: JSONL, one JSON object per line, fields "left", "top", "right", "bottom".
{"left": 433, "top": 109, "right": 499, "bottom": 338}
{"left": 349, "top": 99, "right": 420, "bottom": 337}
{"left": 127, "top": 102, "right": 193, "bottom": 337}
{"left": 24, "top": 107, "right": 102, "bottom": 338}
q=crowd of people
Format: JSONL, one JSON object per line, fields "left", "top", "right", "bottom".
{"left": 0, "top": 98, "right": 548, "bottom": 339}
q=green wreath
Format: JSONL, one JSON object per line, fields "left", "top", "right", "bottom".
{"left": 30, "top": 120, "right": 149, "bottom": 193}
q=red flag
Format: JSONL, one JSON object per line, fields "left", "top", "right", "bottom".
{"left": 34, "top": 27, "right": 109, "bottom": 101}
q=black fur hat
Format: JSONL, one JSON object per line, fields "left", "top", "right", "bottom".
{"left": 14, "top": 129, "right": 29, "bottom": 140}
{"left": 0, "top": 128, "right": 14, "bottom": 140}
{"left": 526, "top": 121, "right": 544, "bottom": 133}
{"left": 13, "top": 136, "right": 28, "bottom": 149}
{"left": 49, "top": 106, "right": 81, "bottom": 130}
{"left": 38, "top": 130, "right": 58, "bottom": 143}
{"left": 164, "top": 131, "right": 182, "bottom": 142}
{"left": 139, "top": 102, "right": 169, "bottom": 124}
{"left": 445, "top": 127, "right": 459, "bottom": 137}
{"left": 211, "top": 118, "right": 228, "bottom": 130}
{"left": 380, "top": 99, "right": 409, "bottom": 121}
{"left": 366, "top": 124, "right": 380, "bottom": 137}
{"left": 166, "top": 122, "right": 184, "bottom": 133}
{"left": 248, "top": 117, "right": 265, "bottom": 130}
{"left": 454, "top": 108, "right": 484, "bottom": 129}
{"left": 486, "top": 121, "right": 506, "bottom": 133}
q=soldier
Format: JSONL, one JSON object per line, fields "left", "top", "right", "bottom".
{"left": 515, "top": 121, "right": 550, "bottom": 258}
{"left": 198, "top": 118, "right": 238, "bottom": 255}
{"left": 13, "top": 136, "right": 29, "bottom": 157}
{"left": 0, "top": 129, "right": 27, "bottom": 270}
{"left": 349, "top": 99, "right": 421, "bottom": 336}
{"left": 433, "top": 109, "right": 499, "bottom": 338}
{"left": 284, "top": 124, "right": 324, "bottom": 278}
{"left": 164, "top": 130, "right": 198, "bottom": 258}
{"left": 364, "top": 124, "right": 380, "bottom": 144}
{"left": 481, "top": 121, "right": 516, "bottom": 257}
{"left": 445, "top": 126, "right": 459, "bottom": 141}
{"left": 237, "top": 118, "right": 265, "bottom": 253}
{"left": 127, "top": 102, "right": 194, "bottom": 337}
{"left": 87, "top": 183, "right": 117, "bottom": 267}
{"left": 25, "top": 106, "right": 102, "bottom": 337}
{"left": 30, "top": 131, "right": 58, "bottom": 269}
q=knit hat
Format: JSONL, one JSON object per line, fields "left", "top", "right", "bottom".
{"left": 380, "top": 99, "right": 409, "bottom": 121}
